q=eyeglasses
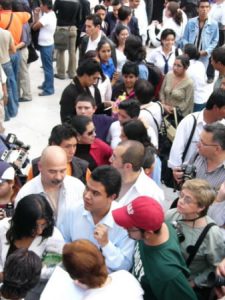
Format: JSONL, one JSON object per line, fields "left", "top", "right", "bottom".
{"left": 198, "top": 139, "right": 219, "bottom": 147}
{"left": 127, "top": 228, "right": 145, "bottom": 234}
{"left": 179, "top": 192, "right": 197, "bottom": 205}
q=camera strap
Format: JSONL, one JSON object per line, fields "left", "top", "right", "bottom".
{"left": 182, "top": 114, "right": 197, "bottom": 163}
{"left": 186, "top": 222, "right": 216, "bottom": 267}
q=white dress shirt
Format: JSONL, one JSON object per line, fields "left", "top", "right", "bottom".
{"left": 59, "top": 201, "right": 135, "bottom": 272}
{"left": 15, "top": 175, "right": 85, "bottom": 228}
{"left": 119, "top": 169, "right": 165, "bottom": 210}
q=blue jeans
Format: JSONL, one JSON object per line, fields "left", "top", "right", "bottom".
{"left": 10, "top": 51, "right": 21, "bottom": 82}
{"left": 2, "top": 60, "right": 19, "bottom": 118}
{"left": 39, "top": 45, "right": 54, "bottom": 94}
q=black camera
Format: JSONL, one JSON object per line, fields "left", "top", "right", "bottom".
{"left": 181, "top": 164, "right": 196, "bottom": 182}
{"left": 172, "top": 221, "right": 185, "bottom": 243}
{"left": 207, "top": 272, "right": 225, "bottom": 288}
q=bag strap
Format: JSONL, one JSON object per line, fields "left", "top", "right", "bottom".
{"left": 186, "top": 223, "right": 216, "bottom": 267}
{"left": 5, "top": 13, "right": 13, "bottom": 30}
{"left": 181, "top": 114, "right": 197, "bottom": 163}
{"left": 141, "top": 108, "right": 160, "bottom": 132}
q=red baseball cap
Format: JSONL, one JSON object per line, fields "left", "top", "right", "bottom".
{"left": 112, "top": 196, "right": 164, "bottom": 231}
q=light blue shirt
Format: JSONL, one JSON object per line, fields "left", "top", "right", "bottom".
{"left": 59, "top": 201, "right": 135, "bottom": 272}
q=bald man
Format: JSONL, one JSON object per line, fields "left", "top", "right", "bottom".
{"left": 15, "top": 146, "right": 85, "bottom": 227}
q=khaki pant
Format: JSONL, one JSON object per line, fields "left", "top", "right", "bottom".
{"left": 56, "top": 26, "right": 77, "bottom": 78}
{"left": 18, "top": 47, "right": 32, "bottom": 100}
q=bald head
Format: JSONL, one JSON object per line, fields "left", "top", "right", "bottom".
{"left": 39, "top": 146, "right": 67, "bottom": 188}
{"left": 40, "top": 146, "right": 67, "bottom": 166}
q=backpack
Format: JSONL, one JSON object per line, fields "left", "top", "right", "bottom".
{"left": 143, "top": 61, "right": 164, "bottom": 98}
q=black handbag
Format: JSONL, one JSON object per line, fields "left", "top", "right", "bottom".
{"left": 27, "top": 44, "right": 39, "bottom": 64}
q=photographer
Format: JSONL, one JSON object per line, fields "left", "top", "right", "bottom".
{"left": 0, "top": 161, "right": 16, "bottom": 220}
{"left": 166, "top": 179, "right": 224, "bottom": 300}
{"left": 173, "top": 122, "right": 225, "bottom": 190}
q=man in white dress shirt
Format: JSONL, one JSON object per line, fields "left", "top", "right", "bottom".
{"left": 110, "top": 140, "right": 165, "bottom": 209}
{"left": 15, "top": 146, "right": 85, "bottom": 228}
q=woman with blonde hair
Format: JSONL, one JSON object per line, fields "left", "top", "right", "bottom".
{"left": 166, "top": 179, "right": 224, "bottom": 300}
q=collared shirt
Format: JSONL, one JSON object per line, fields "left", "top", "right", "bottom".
{"left": 86, "top": 32, "right": 102, "bottom": 53}
{"left": 188, "top": 154, "right": 225, "bottom": 190}
{"left": 15, "top": 174, "right": 85, "bottom": 228}
{"left": 59, "top": 201, "right": 135, "bottom": 272}
{"left": 147, "top": 46, "right": 180, "bottom": 75}
{"left": 168, "top": 110, "right": 205, "bottom": 168}
{"left": 168, "top": 110, "right": 225, "bottom": 168}
{"left": 119, "top": 169, "right": 165, "bottom": 210}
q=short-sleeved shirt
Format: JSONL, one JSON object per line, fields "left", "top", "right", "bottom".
{"left": 38, "top": 11, "right": 57, "bottom": 46}
{"left": 132, "top": 223, "right": 197, "bottom": 300}
{"left": 0, "top": 28, "right": 13, "bottom": 64}
{"left": 0, "top": 10, "right": 30, "bottom": 45}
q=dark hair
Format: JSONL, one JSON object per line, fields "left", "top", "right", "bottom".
{"left": 183, "top": 43, "right": 200, "bottom": 60}
{"left": 1, "top": 249, "right": 42, "bottom": 299}
{"left": 198, "top": 0, "right": 210, "bottom": 7}
{"left": 40, "top": 0, "right": 53, "bottom": 9}
{"left": 205, "top": 88, "right": 225, "bottom": 110}
{"left": 118, "top": 5, "right": 132, "bottom": 21}
{"left": 124, "top": 35, "right": 146, "bottom": 62}
{"left": 134, "top": 79, "right": 154, "bottom": 104}
{"left": 96, "top": 39, "right": 112, "bottom": 52}
{"left": 63, "top": 240, "right": 108, "bottom": 288}
{"left": 142, "top": 147, "right": 156, "bottom": 169}
{"left": 0, "top": 0, "right": 12, "bottom": 9}
{"left": 48, "top": 124, "right": 77, "bottom": 145}
{"left": 75, "top": 93, "right": 96, "bottom": 108}
{"left": 122, "top": 119, "right": 152, "bottom": 147}
{"left": 86, "top": 14, "right": 102, "bottom": 27}
{"left": 81, "top": 52, "right": 106, "bottom": 82}
{"left": 91, "top": 165, "right": 121, "bottom": 198}
{"left": 122, "top": 61, "right": 139, "bottom": 76}
{"left": 212, "top": 47, "right": 225, "bottom": 66}
{"left": 160, "top": 28, "right": 176, "bottom": 42}
{"left": 112, "top": 0, "right": 121, "bottom": 5}
{"left": 6, "top": 194, "right": 54, "bottom": 244}
{"left": 77, "top": 59, "right": 101, "bottom": 77}
{"left": 120, "top": 140, "right": 145, "bottom": 172}
{"left": 94, "top": 4, "right": 106, "bottom": 13}
{"left": 83, "top": 50, "right": 98, "bottom": 60}
{"left": 119, "top": 98, "right": 140, "bottom": 118}
{"left": 203, "top": 122, "right": 225, "bottom": 150}
{"left": 166, "top": 1, "right": 183, "bottom": 25}
{"left": 111, "top": 24, "right": 129, "bottom": 46}
{"left": 71, "top": 115, "right": 92, "bottom": 135}
{"left": 175, "top": 55, "right": 190, "bottom": 69}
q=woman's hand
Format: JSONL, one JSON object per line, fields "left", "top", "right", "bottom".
{"left": 111, "top": 71, "right": 119, "bottom": 86}
{"left": 162, "top": 103, "right": 174, "bottom": 114}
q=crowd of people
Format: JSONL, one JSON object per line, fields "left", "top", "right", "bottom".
{"left": 1, "top": 0, "right": 225, "bottom": 299}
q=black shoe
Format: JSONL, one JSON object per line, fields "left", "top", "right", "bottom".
{"left": 37, "top": 85, "right": 43, "bottom": 90}
{"left": 19, "top": 97, "right": 32, "bottom": 102}
{"left": 207, "top": 78, "right": 214, "bottom": 84}
{"left": 54, "top": 74, "right": 66, "bottom": 80}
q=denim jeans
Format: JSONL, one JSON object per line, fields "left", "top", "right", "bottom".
{"left": 2, "top": 60, "right": 19, "bottom": 118}
{"left": 10, "top": 51, "right": 21, "bottom": 83}
{"left": 39, "top": 45, "right": 54, "bottom": 94}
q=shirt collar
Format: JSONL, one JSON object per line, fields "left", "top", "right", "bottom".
{"left": 82, "top": 202, "right": 117, "bottom": 229}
